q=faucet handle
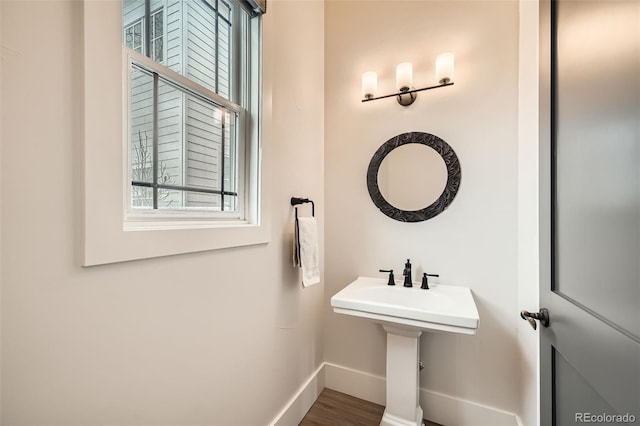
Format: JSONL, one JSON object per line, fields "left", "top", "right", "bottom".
{"left": 420, "top": 273, "right": 439, "bottom": 290}
{"left": 379, "top": 269, "right": 395, "bottom": 286}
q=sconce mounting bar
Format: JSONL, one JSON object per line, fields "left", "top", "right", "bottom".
{"left": 362, "top": 81, "right": 454, "bottom": 103}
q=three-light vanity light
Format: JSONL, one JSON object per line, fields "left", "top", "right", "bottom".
{"left": 362, "top": 52, "right": 455, "bottom": 106}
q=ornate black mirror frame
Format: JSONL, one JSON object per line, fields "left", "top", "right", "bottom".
{"left": 366, "top": 132, "right": 461, "bottom": 222}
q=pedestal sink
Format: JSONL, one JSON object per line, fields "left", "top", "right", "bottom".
{"left": 330, "top": 276, "right": 479, "bottom": 426}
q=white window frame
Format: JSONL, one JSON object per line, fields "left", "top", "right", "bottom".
{"left": 126, "top": 0, "right": 249, "bottom": 224}
{"left": 82, "top": 0, "right": 268, "bottom": 266}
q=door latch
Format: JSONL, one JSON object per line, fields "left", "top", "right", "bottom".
{"left": 520, "top": 308, "right": 550, "bottom": 330}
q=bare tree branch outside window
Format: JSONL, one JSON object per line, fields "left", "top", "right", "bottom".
{"left": 131, "top": 130, "right": 174, "bottom": 208}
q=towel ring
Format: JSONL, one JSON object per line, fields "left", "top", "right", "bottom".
{"left": 291, "top": 197, "right": 315, "bottom": 219}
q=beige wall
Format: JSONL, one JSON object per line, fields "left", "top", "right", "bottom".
{"left": 324, "top": 0, "right": 521, "bottom": 417}
{"left": 0, "top": 0, "right": 324, "bottom": 424}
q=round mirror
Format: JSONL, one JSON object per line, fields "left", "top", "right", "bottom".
{"left": 378, "top": 145, "right": 448, "bottom": 211}
{"left": 366, "top": 132, "right": 461, "bottom": 222}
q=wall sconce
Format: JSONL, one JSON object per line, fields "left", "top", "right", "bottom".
{"left": 362, "top": 52, "right": 455, "bottom": 107}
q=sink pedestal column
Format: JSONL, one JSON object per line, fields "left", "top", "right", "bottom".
{"left": 381, "top": 325, "right": 423, "bottom": 426}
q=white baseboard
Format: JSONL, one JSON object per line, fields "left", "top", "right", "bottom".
{"left": 269, "top": 363, "right": 326, "bottom": 426}
{"left": 324, "top": 362, "right": 387, "bottom": 405}
{"left": 270, "top": 362, "right": 519, "bottom": 426}
{"left": 324, "top": 362, "right": 519, "bottom": 426}
{"left": 420, "top": 388, "right": 519, "bottom": 426}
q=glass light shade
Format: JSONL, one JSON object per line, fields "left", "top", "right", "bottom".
{"left": 396, "top": 62, "right": 413, "bottom": 91}
{"left": 436, "top": 52, "right": 454, "bottom": 84}
{"left": 362, "top": 71, "right": 378, "bottom": 99}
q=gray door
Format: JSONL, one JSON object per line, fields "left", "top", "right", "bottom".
{"left": 538, "top": 0, "right": 640, "bottom": 424}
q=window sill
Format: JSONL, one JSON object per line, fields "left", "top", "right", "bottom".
{"left": 123, "top": 219, "right": 254, "bottom": 231}
{"left": 84, "top": 218, "right": 270, "bottom": 266}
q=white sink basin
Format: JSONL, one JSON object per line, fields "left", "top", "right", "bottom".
{"left": 331, "top": 276, "right": 479, "bottom": 335}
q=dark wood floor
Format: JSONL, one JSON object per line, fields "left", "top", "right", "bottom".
{"left": 299, "top": 388, "right": 442, "bottom": 426}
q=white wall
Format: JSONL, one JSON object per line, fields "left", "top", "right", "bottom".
{"left": 324, "top": 0, "right": 521, "bottom": 422}
{"left": 517, "top": 1, "right": 540, "bottom": 425}
{"left": 0, "top": 0, "right": 324, "bottom": 424}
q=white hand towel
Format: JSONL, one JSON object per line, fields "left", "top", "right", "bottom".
{"left": 295, "top": 217, "right": 320, "bottom": 287}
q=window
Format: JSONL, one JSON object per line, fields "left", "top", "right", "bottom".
{"left": 81, "top": 0, "right": 267, "bottom": 266}
{"left": 150, "top": 9, "right": 163, "bottom": 62}
{"left": 124, "top": 8, "right": 163, "bottom": 61}
{"left": 123, "top": 0, "right": 260, "bottom": 223}
{"left": 124, "top": 19, "right": 143, "bottom": 53}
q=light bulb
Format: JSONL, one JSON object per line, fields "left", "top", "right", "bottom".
{"left": 436, "top": 53, "right": 454, "bottom": 84}
{"left": 362, "top": 71, "right": 378, "bottom": 99}
{"left": 396, "top": 62, "right": 413, "bottom": 91}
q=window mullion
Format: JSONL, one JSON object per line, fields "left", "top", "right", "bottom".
{"left": 221, "top": 109, "right": 226, "bottom": 211}
{"left": 144, "top": 0, "right": 151, "bottom": 57}
{"left": 215, "top": 0, "right": 220, "bottom": 94}
{"left": 153, "top": 71, "right": 159, "bottom": 209}
{"left": 130, "top": 51, "right": 243, "bottom": 114}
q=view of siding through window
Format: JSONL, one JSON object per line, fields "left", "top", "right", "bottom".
{"left": 123, "top": 0, "right": 238, "bottom": 212}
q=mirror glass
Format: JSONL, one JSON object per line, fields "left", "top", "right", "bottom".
{"left": 378, "top": 145, "right": 448, "bottom": 211}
